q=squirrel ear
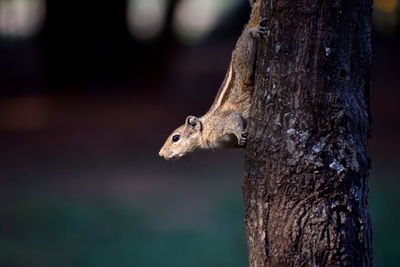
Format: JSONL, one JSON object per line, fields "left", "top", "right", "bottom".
{"left": 185, "top": 116, "right": 198, "bottom": 127}
{"left": 185, "top": 116, "right": 202, "bottom": 131}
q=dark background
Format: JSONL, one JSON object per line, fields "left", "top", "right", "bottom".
{"left": 0, "top": 0, "right": 399, "bottom": 266}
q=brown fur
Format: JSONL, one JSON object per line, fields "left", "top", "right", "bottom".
{"left": 159, "top": 0, "right": 264, "bottom": 160}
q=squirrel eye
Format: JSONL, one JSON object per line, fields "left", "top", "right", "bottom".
{"left": 172, "top": 134, "right": 180, "bottom": 142}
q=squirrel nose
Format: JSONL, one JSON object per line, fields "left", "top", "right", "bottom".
{"left": 158, "top": 149, "right": 164, "bottom": 158}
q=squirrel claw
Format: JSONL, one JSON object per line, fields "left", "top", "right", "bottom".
{"left": 238, "top": 132, "right": 248, "bottom": 146}
{"left": 257, "top": 18, "right": 268, "bottom": 38}
{"left": 258, "top": 27, "right": 268, "bottom": 39}
{"left": 259, "top": 17, "right": 267, "bottom": 26}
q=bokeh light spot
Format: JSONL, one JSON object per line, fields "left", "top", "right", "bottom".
{"left": 375, "top": 0, "right": 397, "bottom": 13}
{"left": 0, "top": 0, "right": 46, "bottom": 38}
{"left": 127, "top": 0, "right": 167, "bottom": 40}
{"left": 173, "top": 0, "right": 241, "bottom": 44}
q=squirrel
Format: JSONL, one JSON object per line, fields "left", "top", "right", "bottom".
{"left": 159, "top": 0, "right": 265, "bottom": 160}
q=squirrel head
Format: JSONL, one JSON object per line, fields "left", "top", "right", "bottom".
{"left": 159, "top": 116, "right": 203, "bottom": 160}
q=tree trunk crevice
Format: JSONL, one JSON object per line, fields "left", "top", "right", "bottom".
{"left": 242, "top": 0, "right": 373, "bottom": 266}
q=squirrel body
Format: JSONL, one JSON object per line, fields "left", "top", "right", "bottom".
{"left": 159, "top": 1, "right": 265, "bottom": 160}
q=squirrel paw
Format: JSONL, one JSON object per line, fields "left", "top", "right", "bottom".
{"left": 251, "top": 17, "right": 268, "bottom": 39}
{"left": 238, "top": 132, "right": 248, "bottom": 146}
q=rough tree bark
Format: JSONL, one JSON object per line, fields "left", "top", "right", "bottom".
{"left": 242, "top": 0, "right": 373, "bottom": 266}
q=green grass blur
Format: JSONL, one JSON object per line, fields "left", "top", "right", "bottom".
{"left": 1, "top": 161, "right": 398, "bottom": 267}
{"left": 369, "top": 162, "right": 400, "bottom": 267}
{"left": 1, "top": 197, "right": 246, "bottom": 267}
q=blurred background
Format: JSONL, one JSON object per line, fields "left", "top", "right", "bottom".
{"left": 0, "top": 0, "right": 398, "bottom": 266}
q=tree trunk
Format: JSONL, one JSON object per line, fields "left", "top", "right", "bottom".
{"left": 242, "top": 0, "right": 373, "bottom": 266}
